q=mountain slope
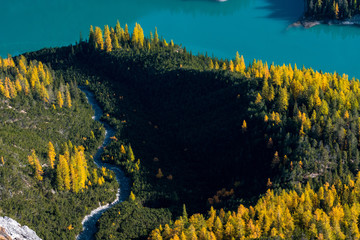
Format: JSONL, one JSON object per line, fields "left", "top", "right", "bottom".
{"left": 22, "top": 22, "right": 360, "bottom": 239}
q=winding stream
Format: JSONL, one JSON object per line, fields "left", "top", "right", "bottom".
{"left": 76, "top": 88, "right": 131, "bottom": 240}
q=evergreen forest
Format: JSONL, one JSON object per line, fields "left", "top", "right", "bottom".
{"left": 0, "top": 55, "right": 118, "bottom": 239}
{"left": 305, "top": 0, "right": 360, "bottom": 20}
{"left": 14, "top": 23, "right": 360, "bottom": 239}
{"left": 2, "top": 19, "right": 360, "bottom": 239}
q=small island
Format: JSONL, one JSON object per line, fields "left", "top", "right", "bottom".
{"left": 292, "top": 0, "right": 360, "bottom": 28}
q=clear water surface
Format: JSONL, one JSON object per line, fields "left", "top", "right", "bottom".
{"left": 1, "top": 0, "right": 360, "bottom": 78}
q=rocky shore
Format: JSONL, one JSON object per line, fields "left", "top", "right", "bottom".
{"left": 0, "top": 217, "right": 41, "bottom": 240}
{"left": 290, "top": 14, "right": 360, "bottom": 29}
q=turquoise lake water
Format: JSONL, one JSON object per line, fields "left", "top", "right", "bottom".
{"left": 1, "top": 0, "right": 360, "bottom": 78}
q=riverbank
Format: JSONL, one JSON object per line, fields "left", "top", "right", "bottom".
{"left": 290, "top": 14, "right": 360, "bottom": 28}
{"left": 76, "top": 88, "right": 130, "bottom": 240}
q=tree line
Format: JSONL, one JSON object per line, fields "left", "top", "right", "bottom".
{"left": 150, "top": 174, "right": 360, "bottom": 240}
{"left": 28, "top": 141, "right": 109, "bottom": 192}
{"left": 0, "top": 55, "right": 72, "bottom": 108}
{"left": 0, "top": 53, "right": 119, "bottom": 239}
{"left": 21, "top": 20, "right": 360, "bottom": 239}
{"left": 78, "top": 21, "right": 360, "bottom": 239}
{"left": 305, "top": 0, "right": 360, "bottom": 20}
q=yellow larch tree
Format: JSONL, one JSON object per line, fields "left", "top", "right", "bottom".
{"left": 172, "top": 235, "right": 180, "bottom": 240}
{"left": 40, "top": 82, "right": 49, "bottom": 102}
{"left": 113, "top": 33, "right": 120, "bottom": 49}
{"left": 187, "top": 225, "right": 198, "bottom": 240}
{"left": 255, "top": 93, "right": 262, "bottom": 104}
{"left": 28, "top": 149, "right": 37, "bottom": 166}
{"left": 235, "top": 51, "right": 241, "bottom": 65}
{"left": 180, "top": 232, "right": 186, "bottom": 240}
{"left": 150, "top": 229, "right": 163, "bottom": 240}
{"left": 154, "top": 27, "right": 159, "bottom": 45}
{"left": 37, "top": 62, "right": 46, "bottom": 82}
{"left": 57, "top": 91, "right": 64, "bottom": 108}
{"left": 156, "top": 168, "right": 164, "bottom": 178}
{"left": 238, "top": 55, "right": 246, "bottom": 73}
{"left": 29, "top": 67, "right": 39, "bottom": 89}
{"left": 209, "top": 59, "right": 214, "bottom": 70}
{"left": 229, "top": 60, "right": 234, "bottom": 72}
{"left": 214, "top": 217, "right": 223, "bottom": 239}
{"left": 94, "top": 26, "right": 104, "bottom": 50}
{"left": 104, "top": 25, "right": 112, "bottom": 52}
{"left": 235, "top": 63, "right": 241, "bottom": 72}
{"left": 0, "top": 79, "right": 5, "bottom": 96}
{"left": 163, "top": 39, "right": 168, "bottom": 47}
{"left": 92, "top": 168, "right": 98, "bottom": 184}
{"left": 131, "top": 23, "right": 139, "bottom": 46}
{"left": 89, "top": 25, "right": 95, "bottom": 47}
{"left": 98, "top": 176, "right": 105, "bottom": 185}
{"left": 130, "top": 191, "right": 136, "bottom": 201}
{"left": 277, "top": 87, "right": 289, "bottom": 111}
{"left": 268, "top": 84, "right": 275, "bottom": 102}
{"left": 115, "top": 20, "right": 123, "bottom": 43}
{"left": 70, "top": 159, "right": 80, "bottom": 193}
{"left": 262, "top": 78, "right": 270, "bottom": 100}
{"left": 28, "top": 150, "right": 43, "bottom": 181}
{"left": 6, "top": 77, "right": 17, "bottom": 99}
{"left": 137, "top": 23, "right": 144, "bottom": 48}
{"left": 120, "top": 144, "right": 126, "bottom": 155}
{"left": 76, "top": 146, "right": 88, "bottom": 190}
{"left": 272, "top": 151, "right": 280, "bottom": 167}
{"left": 48, "top": 141, "right": 56, "bottom": 169}
{"left": 34, "top": 157, "right": 43, "bottom": 181}
{"left": 57, "top": 154, "right": 71, "bottom": 191}
{"left": 44, "top": 68, "right": 52, "bottom": 86}
{"left": 334, "top": 1, "right": 339, "bottom": 19}
{"left": 3, "top": 55, "right": 15, "bottom": 68}
{"left": 15, "top": 79, "right": 22, "bottom": 92}
{"left": 21, "top": 78, "right": 30, "bottom": 95}
{"left": 124, "top": 24, "right": 130, "bottom": 42}
{"left": 3, "top": 78, "right": 10, "bottom": 99}
{"left": 110, "top": 27, "right": 115, "bottom": 43}
{"left": 65, "top": 87, "right": 72, "bottom": 108}
{"left": 127, "top": 145, "right": 135, "bottom": 161}
{"left": 242, "top": 120, "right": 247, "bottom": 133}
{"left": 18, "top": 56, "right": 27, "bottom": 75}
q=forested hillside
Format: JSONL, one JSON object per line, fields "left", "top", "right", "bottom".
{"left": 0, "top": 55, "right": 118, "bottom": 239}
{"left": 21, "top": 21, "right": 360, "bottom": 239}
{"left": 305, "top": 0, "right": 360, "bottom": 20}
{"left": 151, "top": 177, "right": 360, "bottom": 239}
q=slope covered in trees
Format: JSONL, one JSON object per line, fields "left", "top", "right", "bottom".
{"left": 22, "top": 22, "right": 360, "bottom": 239}
{"left": 0, "top": 56, "right": 118, "bottom": 239}
{"left": 305, "top": 0, "right": 360, "bottom": 20}
{"left": 150, "top": 175, "right": 360, "bottom": 240}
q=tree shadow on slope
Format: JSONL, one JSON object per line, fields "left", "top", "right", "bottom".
{"left": 260, "top": 0, "right": 305, "bottom": 22}
{"left": 24, "top": 45, "right": 276, "bottom": 216}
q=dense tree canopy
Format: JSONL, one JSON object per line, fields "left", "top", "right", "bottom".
{"left": 0, "top": 55, "right": 118, "bottom": 239}
{"left": 305, "top": 0, "right": 360, "bottom": 20}
{"left": 20, "top": 20, "right": 360, "bottom": 239}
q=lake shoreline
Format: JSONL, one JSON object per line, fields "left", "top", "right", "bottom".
{"left": 289, "top": 15, "right": 360, "bottom": 29}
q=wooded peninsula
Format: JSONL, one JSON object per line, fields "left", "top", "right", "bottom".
{"left": 1, "top": 18, "right": 360, "bottom": 239}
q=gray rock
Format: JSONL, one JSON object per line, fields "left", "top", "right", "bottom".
{"left": 0, "top": 217, "right": 41, "bottom": 240}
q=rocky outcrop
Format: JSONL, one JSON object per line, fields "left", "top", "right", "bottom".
{"left": 0, "top": 217, "right": 41, "bottom": 240}
{"left": 290, "top": 14, "right": 360, "bottom": 29}
{"left": 0, "top": 227, "right": 12, "bottom": 240}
